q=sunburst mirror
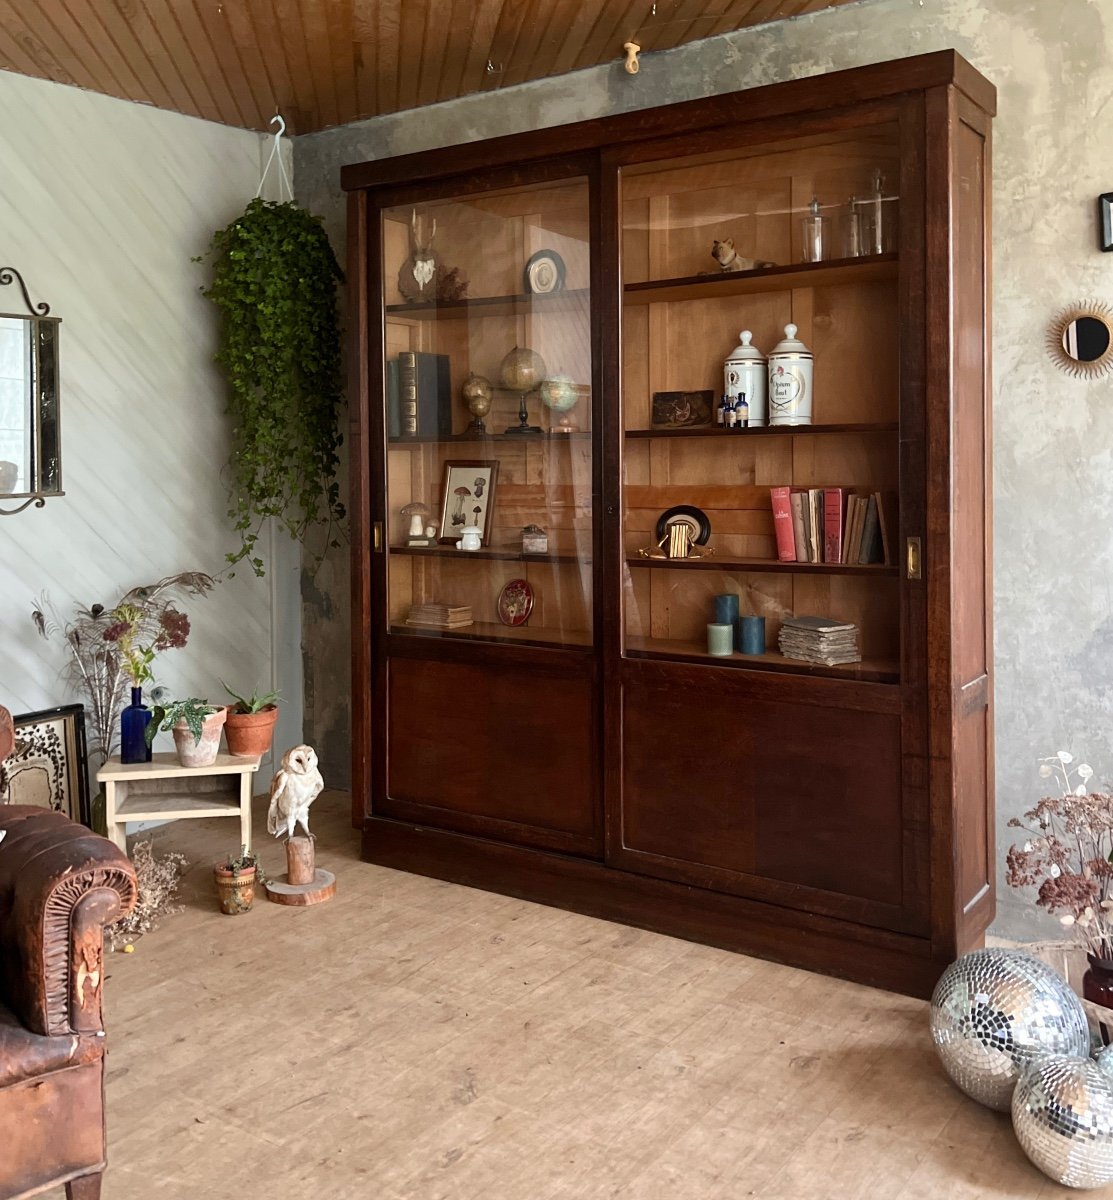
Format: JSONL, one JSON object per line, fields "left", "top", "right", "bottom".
{"left": 1048, "top": 300, "right": 1113, "bottom": 378}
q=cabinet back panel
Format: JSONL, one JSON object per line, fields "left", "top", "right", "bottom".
{"left": 386, "top": 657, "right": 597, "bottom": 839}
{"left": 621, "top": 677, "right": 904, "bottom": 907}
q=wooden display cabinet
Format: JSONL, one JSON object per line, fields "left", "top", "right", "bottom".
{"left": 343, "top": 51, "right": 995, "bottom": 997}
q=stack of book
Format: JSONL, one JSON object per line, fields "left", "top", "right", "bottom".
{"left": 405, "top": 603, "right": 473, "bottom": 630}
{"left": 769, "top": 486, "right": 893, "bottom": 566}
{"left": 778, "top": 615, "right": 862, "bottom": 666}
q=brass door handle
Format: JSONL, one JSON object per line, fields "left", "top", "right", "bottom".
{"left": 906, "top": 536, "right": 921, "bottom": 580}
{"left": 373, "top": 521, "right": 383, "bottom": 553}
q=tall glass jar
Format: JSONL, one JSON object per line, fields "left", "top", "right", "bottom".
{"left": 120, "top": 686, "right": 152, "bottom": 764}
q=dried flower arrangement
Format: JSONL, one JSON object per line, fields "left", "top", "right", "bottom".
{"left": 106, "top": 839, "right": 188, "bottom": 951}
{"left": 1006, "top": 751, "right": 1113, "bottom": 957}
{"left": 31, "top": 572, "right": 215, "bottom": 761}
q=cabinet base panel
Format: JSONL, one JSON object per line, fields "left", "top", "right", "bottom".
{"left": 362, "top": 816, "right": 979, "bottom": 999}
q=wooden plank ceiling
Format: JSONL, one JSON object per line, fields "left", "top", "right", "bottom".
{"left": 0, "top": 0, "right": 858, "bottom": 135}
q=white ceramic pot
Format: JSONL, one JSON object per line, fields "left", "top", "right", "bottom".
{"left": 724, "top": 330, "right": 767, "bottom": 426}
{"left": 768, "top": 323, "right": 814, "bottom": 426}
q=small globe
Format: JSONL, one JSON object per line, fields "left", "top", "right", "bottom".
{"left": 461, "top": 373, "right": 492, "bottom": 418}
{"left": 539, "top": 375, "right": 578, "bottom": 413}
{"left": 499, "top": 345, "right": 547, "bottom": 393}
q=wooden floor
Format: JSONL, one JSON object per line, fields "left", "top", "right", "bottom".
{"left": 48, "top": 790, "right": 1057, "bottom": 1199}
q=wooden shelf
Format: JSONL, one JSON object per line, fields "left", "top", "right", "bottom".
{"left": 625, "top": 422, "right": 898, "bottom": 439}
{"left": 386, "top": 288, "right": 590, "bottom": 321}
{"left": 391, "top": 621, "right": 592, "bottom": 650}
{"left": 391, "top": 545, "right": 585, "bottom": 565}
{"left": 626, "top": 555, "right": 897, "bottom": 577}
{"left": 623, "top": 254, "right": 897, "bottom": 306}
{"left": 389, "top": 431, "right": 592, "bottom": 445}
{"left": 625, "top": 636, "right": 899, "bottom": 683}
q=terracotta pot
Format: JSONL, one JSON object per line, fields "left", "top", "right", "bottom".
{"left": 213, "top": 862, "right": 256, "bottom": 915}
{"left": 172, "top": 707, "right": 227, "bottom": 768}
{"left": 223, "top": 703, "right": 279, "bottom": 758}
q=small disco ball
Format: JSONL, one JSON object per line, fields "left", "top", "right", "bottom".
{"left": 930, "top": 948, "right": 1090, "bottom": 1111}
{"left": 1012, "top": 1054, "right": 1113, "bottom": 1188}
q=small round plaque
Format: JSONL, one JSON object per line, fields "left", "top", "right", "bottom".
{"left": 524, "top": 249, "right": 566, "bottom": 294}
{"left": 497, "top": 578, "right": 534, "bottom": 626}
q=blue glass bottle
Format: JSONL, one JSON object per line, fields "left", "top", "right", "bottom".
{"left": 120, "top": 686, "right": 152, "bottom": 764}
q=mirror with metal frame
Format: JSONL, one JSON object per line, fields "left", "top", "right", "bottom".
{"left": 0, "top": 267, "right": 62, "bottom": 515}
{"left": 1048, "top": 300, "right": 1113, "bottom": 379}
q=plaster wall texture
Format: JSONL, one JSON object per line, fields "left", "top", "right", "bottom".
{"left": 295, "top": 0, "right": 1113, "bottom": 940}
{"left": 0, "top": 67, "right": 303, "bottom": 782}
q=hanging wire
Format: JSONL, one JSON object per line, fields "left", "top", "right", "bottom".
{"left": 255, "top": 114, "right": 293, "bottom": 202}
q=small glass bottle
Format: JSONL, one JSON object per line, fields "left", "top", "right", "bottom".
{"left": 802, "top": 196, "right": 824, "bottom": 263}
{"left": 867, "top": 170, "right": 886, "bottom": 255}
{"left": 845, "top": 195, "right": 864, "bottom": 258}
{"left": 120, "top": 686, "right": 152, "bottom": 764}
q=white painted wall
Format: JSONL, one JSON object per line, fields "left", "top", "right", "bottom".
{"left": 0, "top": 67, "right": 302, "bottom": 782}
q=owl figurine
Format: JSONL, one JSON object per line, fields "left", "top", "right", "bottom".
{"left": 266, "top": 745, "right": 324, "bottom": 840}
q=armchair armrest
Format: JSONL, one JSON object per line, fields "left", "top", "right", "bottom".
{"left": 0, "top": 806, "right": 137, "bottom": 1036}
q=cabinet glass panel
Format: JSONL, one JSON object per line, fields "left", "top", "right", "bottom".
{"left": 620, "top": 125, "right": 901, "bottom": 682}
{"left": 382, "top": 177, "right": 593, "bottom": 648}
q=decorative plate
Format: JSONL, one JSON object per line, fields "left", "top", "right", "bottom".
{"left": 524, "top": 249, "right": 566, "bottom": 295}
{"left": 654, "top": 504, "right": 712, "bottom": 546}
{"left": 497, "top": 578, "right": 534, "bottom": 626}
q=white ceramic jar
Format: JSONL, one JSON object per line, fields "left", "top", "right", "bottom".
{"left": 456, "top": 525, "right": 482, "bottom": 551}
{"left": 767, "top": 323, "right": 814, "bottom": 426}
{"left": 723, "top": 330, "right": 766, "bottom": 426}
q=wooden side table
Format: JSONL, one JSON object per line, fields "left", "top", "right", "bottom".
{"left": 97, "top": 752, "right": 261, "bottom": 854}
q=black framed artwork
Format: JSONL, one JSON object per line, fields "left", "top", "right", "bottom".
{"left": 0, "top": 704, "right": 90, "bottom": 826}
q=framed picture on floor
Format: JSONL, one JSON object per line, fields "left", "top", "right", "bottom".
{"left": 0, "top": 704, "right": 90, "bottom": 826}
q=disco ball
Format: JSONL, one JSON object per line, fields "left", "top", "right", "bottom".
{"left": 1012, "top": 1054, "right": 1113, "bottom": 1188}
{"left": 930, "top": 949, "right": 1090, "bottom": 1111}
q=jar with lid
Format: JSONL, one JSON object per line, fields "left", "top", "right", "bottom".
{"left": 767, "top": 323, "right": 814, "bottom": 426}
{"left": 723, "top": 330, "right": 766, "bottom": 426}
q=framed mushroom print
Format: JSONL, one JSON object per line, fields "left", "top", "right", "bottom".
{"left": 0, "top": 704, "right": 90, "bottom": 826}
{"left": 437, "top": 460, "right": 499, "bottom": 545}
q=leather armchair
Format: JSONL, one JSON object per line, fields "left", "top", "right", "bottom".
{"left": 0, "top": 803, "right": 138, "bottom": 1200}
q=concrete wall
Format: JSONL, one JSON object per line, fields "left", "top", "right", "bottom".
{"left": 295, "top": 0, "right": 1113, "bottom": 940}
{"left": 0, "top": 67, "right": 303, "bottom": 780}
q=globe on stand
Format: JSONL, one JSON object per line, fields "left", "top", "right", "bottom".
{"left": 499, "top": 346, "right": 547, "bottom": 435}
{"left": 460, "top": 373, "right": 493, "bottom": 437}
{"left": 540, "top": 375, "right": 580, "bottom": 434}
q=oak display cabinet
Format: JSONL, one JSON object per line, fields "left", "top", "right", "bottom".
{"left": 343, "top": 51, "right": 995, "bottom": 998}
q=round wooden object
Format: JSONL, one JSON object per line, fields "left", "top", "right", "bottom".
{"left": 265, "top": 868, "right": 336, "bottom": 906}
{"left": 286, "top": 836, "right": 315, "bottom": 885}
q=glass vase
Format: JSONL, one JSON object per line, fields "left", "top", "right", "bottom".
{"left": 120, "top": 686, "right": 152, "bottom": 764}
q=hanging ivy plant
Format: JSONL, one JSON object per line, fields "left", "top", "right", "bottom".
{"left": 199, "top": 197, "right": 345, "bottom": 576}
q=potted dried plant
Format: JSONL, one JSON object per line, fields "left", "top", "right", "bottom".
{"left": 145, "top": 698, "right": 226, "bottom": 768}
{"left": 213, "top": 843, "right": 261, "bottom": 915}
{"left": 1006, "top": 750, "right": 1113, "bottom": 1008}
{"left": 221, "top": 681, "right": 281, "bottom": 758}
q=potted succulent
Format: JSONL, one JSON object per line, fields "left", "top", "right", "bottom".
{"left": 221, "top": 682, "right": 281, "bottom": 758}
{"left": 213, "top": 844, "right": 261, "bottom": 915}
{"left": 145, "top": 697, "right": 227, "bottom": 768}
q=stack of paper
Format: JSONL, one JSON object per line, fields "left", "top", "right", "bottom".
{"left": 778, "top": 615, "right": 861, "bottom": 665}
{"left": 405, "top": 603, "right": 473, "bottom": 630}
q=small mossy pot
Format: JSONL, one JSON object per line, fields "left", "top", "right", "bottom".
{"left": 223, "top": 703, "right": 279, "bottom": 758}
{"left": 213, "top": 860, "right": 256, "bottom": 915}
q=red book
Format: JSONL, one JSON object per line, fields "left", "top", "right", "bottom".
{"left": 823, "top": 488, "right": 845, "bottom": 563}
{"left": 769, "top": 486, "right": 796, "bottom": 561}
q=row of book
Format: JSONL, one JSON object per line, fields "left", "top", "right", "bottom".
{"left": 769, "top": 486, "right": 893, "bottom": 566}
{"left": 388, "top": 351, "right": 453, "bottom": 438}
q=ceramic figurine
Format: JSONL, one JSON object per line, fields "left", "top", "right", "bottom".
{"left": 707, "top": 238, "right": 775, "bottom": 273}
{"left": 400, "top": 500, "right": 434, "bottom": 546}
{"left": 456, "top": 524, "right": 482, "bottom": 551}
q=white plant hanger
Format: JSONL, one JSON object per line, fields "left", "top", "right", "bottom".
{"left": 255, "top": 113, "right": 293, "bottom": 202}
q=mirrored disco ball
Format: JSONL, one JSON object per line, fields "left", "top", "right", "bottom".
{"left": 930, "top": 949, "right": 1090, "bottom": 1111}
{"left": 1012, "top": 1054, "right": 1113, "bottom": 1188}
